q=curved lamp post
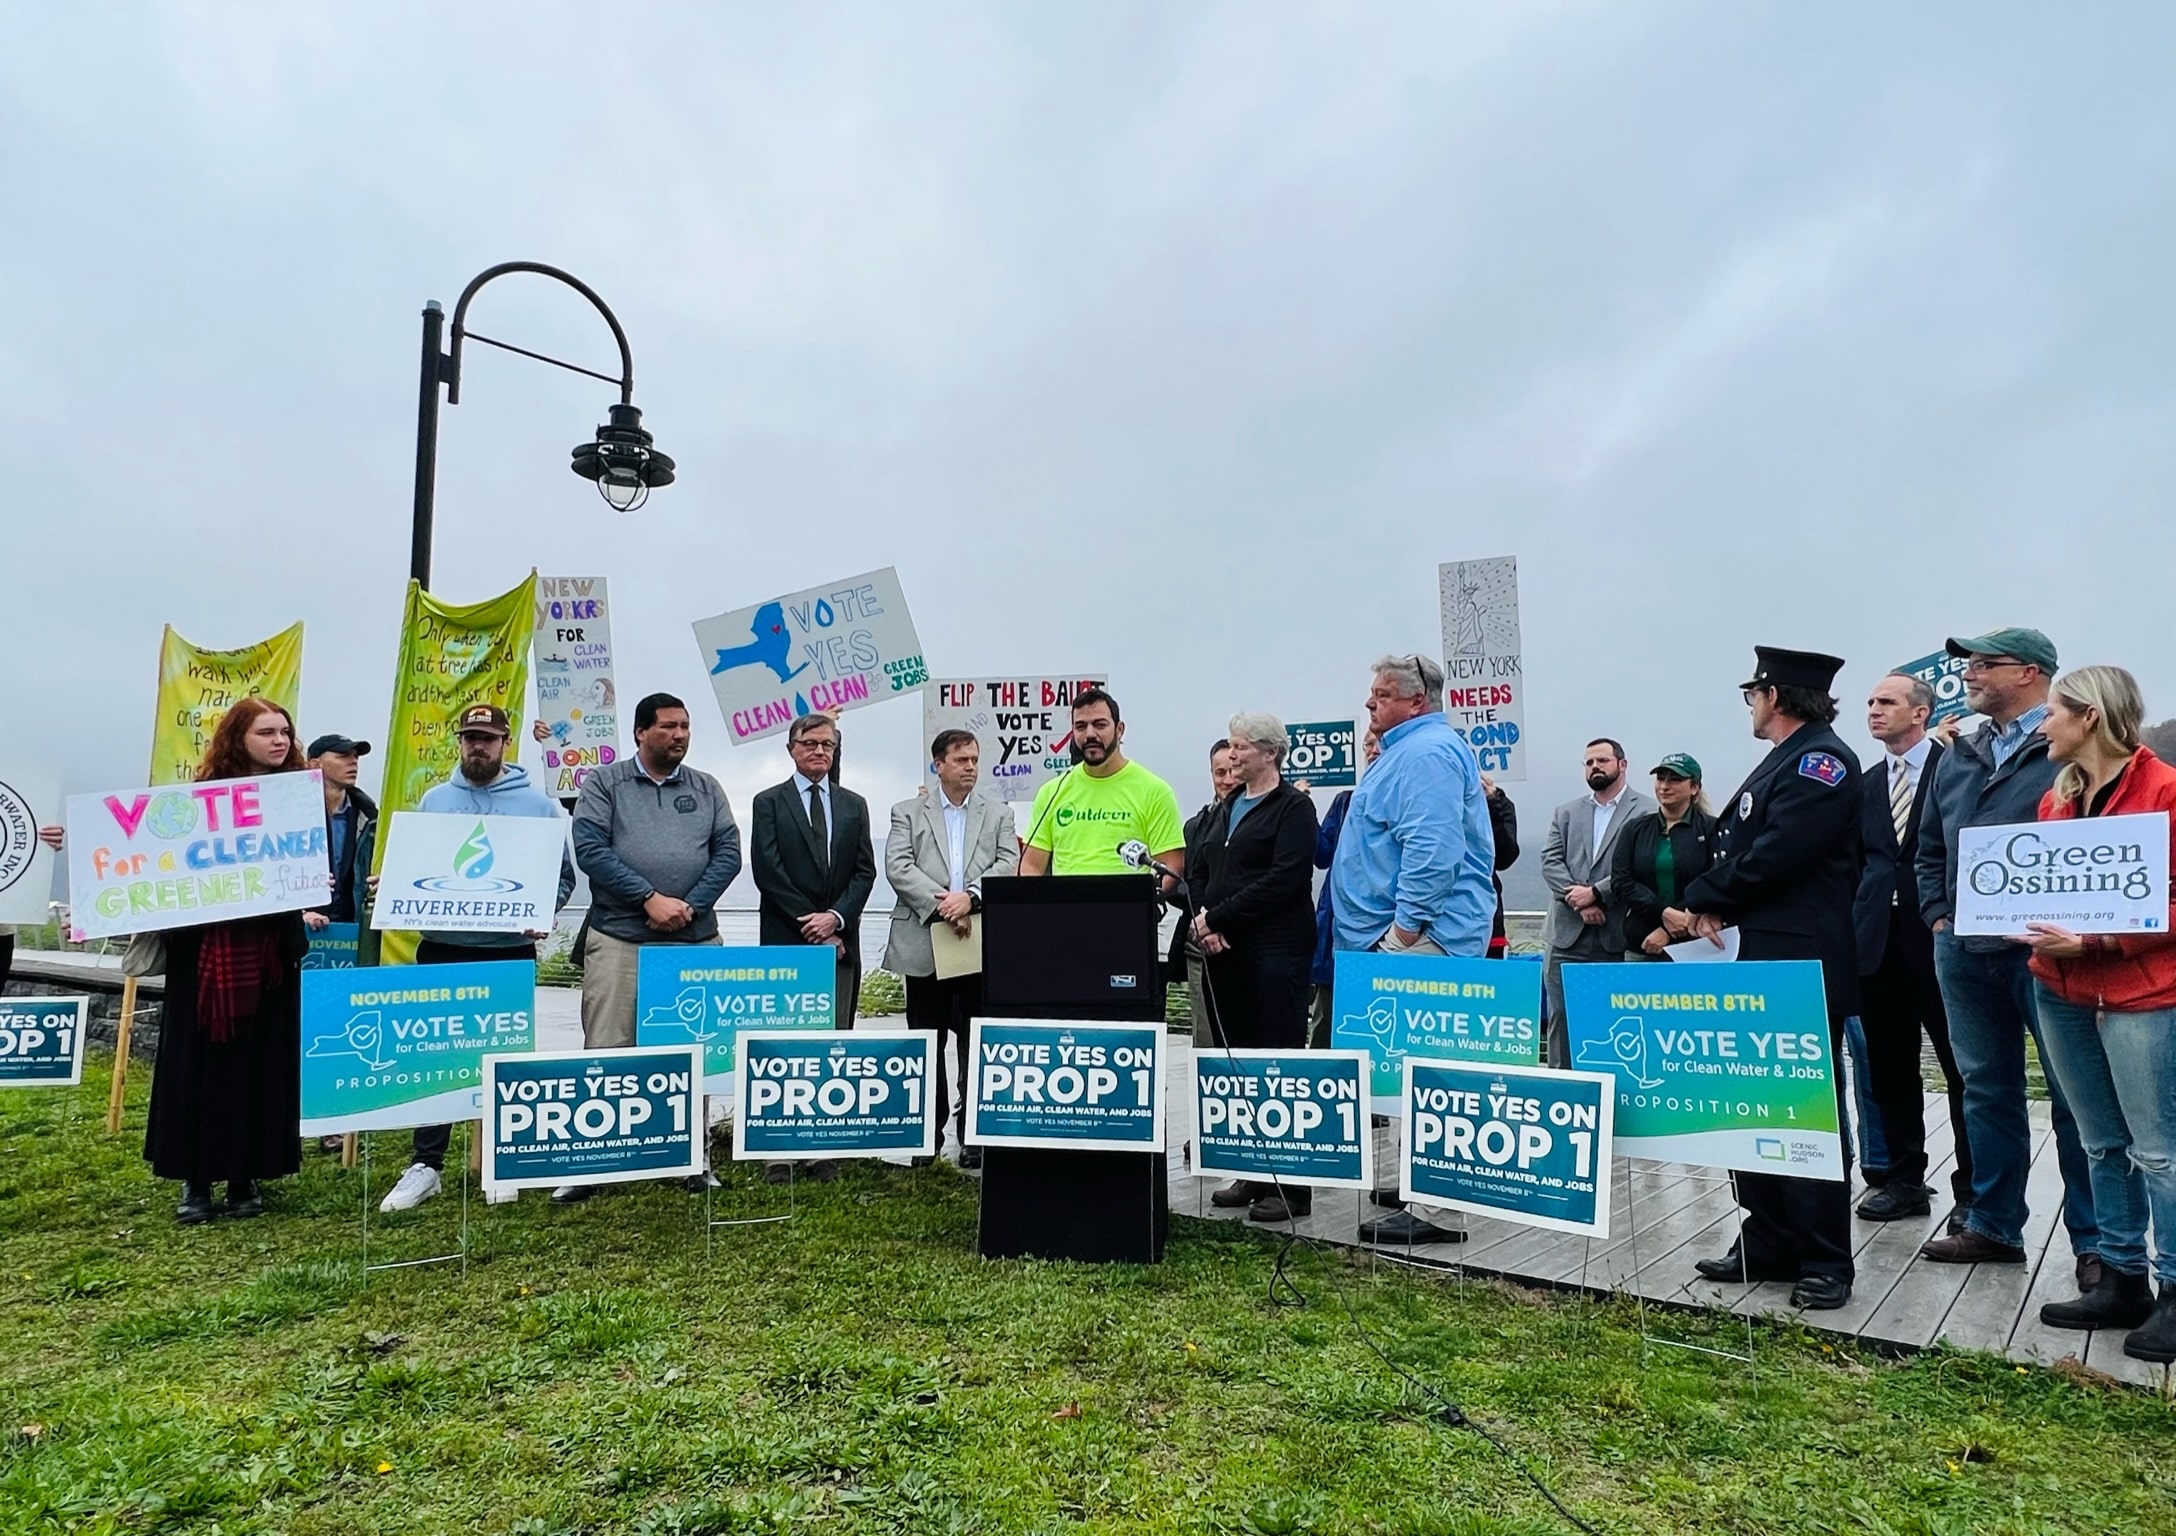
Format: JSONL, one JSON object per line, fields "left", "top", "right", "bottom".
{"left": 409, "top": 261, "right": 675, "bottom": 587}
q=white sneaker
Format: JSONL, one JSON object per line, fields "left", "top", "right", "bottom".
{"left": 378, "top": 1163, "right": 443, "bottom": 1213}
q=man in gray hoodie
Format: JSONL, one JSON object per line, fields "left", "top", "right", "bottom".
{"left": 380, "top": 704, "right": 578, "bottom": 1213}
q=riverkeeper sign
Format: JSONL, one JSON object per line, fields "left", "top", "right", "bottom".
{"left": 1401, "top": 1060, "right": 1614, "bottom": 1238}
{"left": 1563, "top": 960, "right": 1843, "bottom": 1180}
{"left": 636, "top": 946, "right": 836, "bottom": 1093}
{"left": 1952, "top": 812, "right": 2170, "bottom": 937}
{"left": 965, "top": 1019, "right": 1165, "bottom": 1152}
{"left": 692, "top": 567, "right": 928, "bottom": 744}
{"left": 371, "top": 812, "right": 568, "bottom": 935}
{"left": 1332, "top": 951, "right": 1543, "bottom": 1104}
{"left": 0, "top": 997, "right": 89, "bottom": 1088}
{"left": 483, "top": 1044, "right": 703, "bottom": 1193}
{"left": 1189, "top": 1049, "right": 1373, "bottom": 1189}
{"left": 732, "top": 1031, "right": 937, "bottom": 1161}
{"left": 66, "top": 772, "right": 330, "bottom": 941}
{"left": 299, "top": 960, "right": 536, "bottom": 1135}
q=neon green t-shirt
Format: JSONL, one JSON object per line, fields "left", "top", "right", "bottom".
{"left": 1026, "top": 760, "right": 1186, "bottom": 875}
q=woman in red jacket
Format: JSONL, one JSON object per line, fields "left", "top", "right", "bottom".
{"left": 2020, "top": 666, "right": 2176, "bottom": 1361}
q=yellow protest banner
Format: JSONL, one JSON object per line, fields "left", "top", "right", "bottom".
{"left": 372, "top": 573, "right": 537, "bottom": 965}
{"left": 148, "top": 622, "right": 305, "bottom": 785}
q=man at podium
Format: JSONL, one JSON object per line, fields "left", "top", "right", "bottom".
{"left": 1019, "top": 689, "right": 1186, "bottom": 884}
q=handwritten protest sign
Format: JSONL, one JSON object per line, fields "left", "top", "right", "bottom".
{"left": 484, "top": 1045, "right": 703, "bottom": 1193}
{"left": 66, "top": 772, "right": 330, "bottom": 941}
{"left": 733, "top": 1031, "right": 937, "bottom": 1160}
{"left": 1402, "top": 1060, "right": 1614, "bottom": 1237}
{"left": 922, "top": 675, "right": 1108, "bottom": 801}
{"left": 1564, "top": 960, "right": 1842, "bottom": 1179}
{"left": 534, "top": 576, "right": 620, "bottom": 797}
{"left": 691, "top": 567, "right": 928, "bottom": 744}
{"left": 1954, "top": 812, "right": 2169, "bottom": 937}
{"left": 300, "top": 959, "right": 535, "bottom": 1135}
{"left": 0, "top": 766, "right": 59, "bottom": 925}
{"left": 1438, "top": 556, "right": 1525, "bottom": 780}
{"left": 149, "top": 623, "right": 304, "bottom": 786}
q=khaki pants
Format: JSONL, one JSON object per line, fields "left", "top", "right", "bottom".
{"left": 581, "top": 928, "right": 720, "bottom": 1046}
{"left": 1188, "top": 952, "right": 1214, "bottom": 1047}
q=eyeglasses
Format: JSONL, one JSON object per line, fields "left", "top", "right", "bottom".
{"left": 794, "top": 739, "right": 838, "bottom": 755}
{"left": 1960, "top": 658, "right": 2024, "bottom": 676}
{"left": 1741, "top": 689, "right": 1767, "bottom": 707}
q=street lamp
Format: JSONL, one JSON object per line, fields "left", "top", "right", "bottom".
{"left": 409, "top": 261, "right": 676, "bottom": 587}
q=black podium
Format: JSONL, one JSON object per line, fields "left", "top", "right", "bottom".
{"left": 975, "top": 873, "right": 1169, "bottom": 1263}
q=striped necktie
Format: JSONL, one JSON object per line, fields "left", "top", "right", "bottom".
{"left": 1890, "top": 757, "right": 1913, "bottom": 848}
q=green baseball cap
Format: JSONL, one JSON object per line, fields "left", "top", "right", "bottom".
{"left": 1650, "top": 753, "right": 1701, "bottom": 781}
{"left": 1945, "top": 627, "right": 2057, "bottom": 673}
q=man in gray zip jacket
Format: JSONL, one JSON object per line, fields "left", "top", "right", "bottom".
{"left": 572, "top": 692, "right": 743, "bottom": 1049}
{"left": 1912, "top": 628, "right": 2100, "bottom": 1282}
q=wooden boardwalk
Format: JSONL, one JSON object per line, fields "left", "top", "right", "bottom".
{"left": 1159, "top": 1039, "right": 2174, "bottom": 1393}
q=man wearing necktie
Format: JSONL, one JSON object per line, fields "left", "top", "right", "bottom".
{"left": 1851, "top": 671, "right": 1968, "bottom": 1225}
{"left": 752, "top": 712, "right": 878, "bottom": 1034}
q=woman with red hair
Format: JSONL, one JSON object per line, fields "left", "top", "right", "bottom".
{"left": 144, "top": 696, "right": 312, "bottom": 1224}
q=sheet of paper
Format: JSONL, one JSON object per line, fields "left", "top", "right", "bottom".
{"left": 1664, "top": 926, "right": 1739, "bottom": 964}
{"left": 931, "top": 914, "right": 983, "bottom": 979}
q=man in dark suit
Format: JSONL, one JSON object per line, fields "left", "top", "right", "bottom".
{"left": 752, "top": 712, "right": 878, "bottom": 1029}
{"left": 1852, "top": 671, "right": 1969, "bottom": 1224}
{"left": 1683, "top": 646, "right": 1865, "bottom": 1310}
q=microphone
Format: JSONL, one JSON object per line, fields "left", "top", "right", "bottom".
{"left": 1117, "top": 840, "right": 1182, "bottom": 886}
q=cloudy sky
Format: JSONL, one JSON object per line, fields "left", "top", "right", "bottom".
{"left": 7, "top": 4, "right": 2172, "bottom": 910}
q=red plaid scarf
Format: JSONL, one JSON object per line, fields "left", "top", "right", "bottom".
{"left": 196, "top": 919, "right": 286, "bottom": 1042}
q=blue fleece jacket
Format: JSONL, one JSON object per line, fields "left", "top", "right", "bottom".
{"left": 414, "top": 763, "right": 578, "bottom": 948}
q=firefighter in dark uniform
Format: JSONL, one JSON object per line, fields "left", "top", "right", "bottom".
{"left": 1682, "top": 646, "right": 1865, "bottom": 1310}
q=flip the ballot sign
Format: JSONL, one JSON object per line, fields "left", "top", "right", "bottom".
{"left": 484, "top": 1045, "right": 703, "bottom": 1193}
{"left": 0, "top": 997, "right": 89, "bottom": 1088}
{"left": 1401, "top": 1060, "right": 1614, "bottom": 1238}
{"left": 1188, "top": 1049, "right": 1373, "bottom": 1189}
{"left": 732, "top": 1031, "right": 937, "bottom": 1160}
{"left": 965, "top": 1018, "right": 1165, "bottom": 1152}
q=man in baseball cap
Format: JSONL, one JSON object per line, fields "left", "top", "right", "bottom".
{"left": 1943, "top": 627, "right": 2059, "bottom": 676}
{"left": 306, "top": 734, "right": 376, "bottom": 930}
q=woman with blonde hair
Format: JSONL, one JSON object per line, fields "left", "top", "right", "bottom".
{"left": 144, "top": 697, "right": 313, "bottom": 1224}
{"left": 2021, "top": 666, "right": 2176, "bottom": 1361}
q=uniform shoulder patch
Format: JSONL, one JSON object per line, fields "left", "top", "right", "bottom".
{"left": 1798, "top": 752, "right": 1847, "bottom": 786}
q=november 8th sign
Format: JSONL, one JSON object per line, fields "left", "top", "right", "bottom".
{"left": 1953, "top": 812, "right": 2169, "bottom": 937}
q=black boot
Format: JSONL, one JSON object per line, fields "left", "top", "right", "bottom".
{"left": 1210, "top": 1179, "right": 1261, "bottom": 1208}
{"left": 2122, "top": 1285, "right": 2176, "bottom": 1363}
{"left": 176, "top": 1183, "right": 216, "bottom": 1224}
{"left": 2041, "top": 1267, "right": 2155, "bottom": 1331}
{"left": 225, "top": 1180, "right": 264, "bottom": 1218}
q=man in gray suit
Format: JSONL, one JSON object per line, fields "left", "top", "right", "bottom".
{"left": 883, "top": 728, "right": 1020, "bottom": 1168}
{"left": 1540, "top": 737, "right": 1652, "bottom": 1066}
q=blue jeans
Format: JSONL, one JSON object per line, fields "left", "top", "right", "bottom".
{"left": 2033, "top": 988, "right": 2176, "bottom": 1286}
{"left": 1934, "top": 932, "right": 2098, "bottom": 1253}
{"left": 1841, "top": 1014, "right": 1889, "bottom": 1176}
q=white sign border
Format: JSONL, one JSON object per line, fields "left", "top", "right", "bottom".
{"left": 964, "top": 1017, "right": 1167, "bottom": 1154}
{"left": 1186, "top": 1047, "right": 1375, "bottom": 1190}
{"left": 731, "top": 1028, "right": 938, "bottom": 1162}
{"left": 482, "top": 1043, "right": 704, "bottom": 1194}
{"left": 1399, "top": 1059, "right": 1616, "bottom": 1240}
{"left": 0, "top": 995, "right": 89, "bottom": 1089}
{"left": 370, "top": 810, "right": 569, "bottom": 935}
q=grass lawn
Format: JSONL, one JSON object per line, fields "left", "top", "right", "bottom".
{"left": 3, "top": 1062, "right": 2171, "bottom": 1535}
